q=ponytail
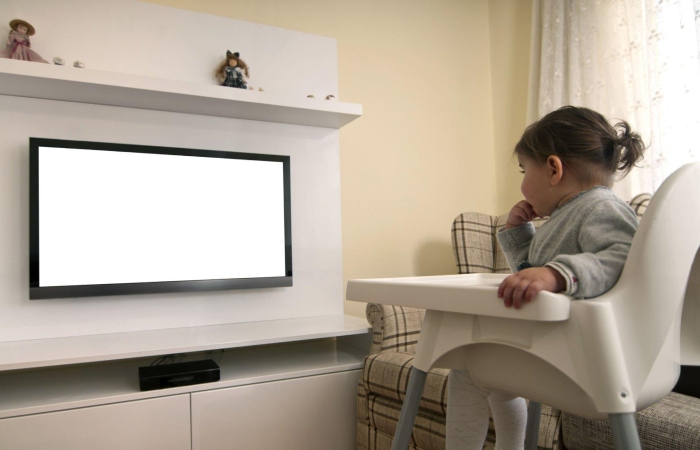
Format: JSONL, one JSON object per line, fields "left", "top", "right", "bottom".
{"left": 612, "top": 120, "right": 645, "bottom": 177}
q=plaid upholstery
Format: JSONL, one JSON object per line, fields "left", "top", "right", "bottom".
{"left": 362, "top": 352, "right": 448, "bottom": 415}
{"left": 358, "top": 193, "right": 671, "bottom": 450}
{"left": 628, "top": 193, "right": 651, "bottom": 219}
{"left": 562, "top": 392, "right": 700, "bottom": 449}
{"left": 451, "top": 212, "right": 499, "bottom": 274}
{"left": 359, "top": 409, "right": 563, "bottom": 450}
{"left": 356, "top": 347, "right": 562, "bottom": 450}
{"left": 367, "top": 304, "right": 425, "bottom": 355}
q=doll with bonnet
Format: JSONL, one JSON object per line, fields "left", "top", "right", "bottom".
{"left": 0, "top": 19, "right": 48, "bottom": 63}
{"left": 215, "top": 50, "right": 249, "bottom": 89}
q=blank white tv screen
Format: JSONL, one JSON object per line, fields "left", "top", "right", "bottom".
{"left": 30, "top": 139, "right": 292, "bottom": 299}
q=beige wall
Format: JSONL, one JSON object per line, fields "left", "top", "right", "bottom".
{"left": 489, "top": 0, "right": 533, "bottom": 213}
{"left": 144, "top": 0, "right": 530, "bottom": 318}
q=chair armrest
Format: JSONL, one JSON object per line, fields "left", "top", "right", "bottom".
{"left": 366, "top": 303, "right": 425, "bottom": 355}
{"left": 629, "top": 193, "right": 651, "bottom": 220}
{"left": 452, "top": 212, "right": 500, "bottom": 274}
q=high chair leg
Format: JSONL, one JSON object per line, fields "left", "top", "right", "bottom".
{"left": 609, "top": 413, "right": 641, "bottom": 450}
{"left": 524, "top": 401, "right": 542, "bottom": 450}
{"left": 391, "top": 368, "right": 428, "bottom": 450}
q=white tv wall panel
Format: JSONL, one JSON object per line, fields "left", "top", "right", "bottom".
{"left": 0, "top": 94, "right": 346, "bottom": 341}
{"left": 0, "top": 0, "right": 362, "bottom": 343}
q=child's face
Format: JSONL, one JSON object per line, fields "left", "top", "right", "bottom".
{"left": 518, "top": 154, "right": 556, "bottom": 217}
{"left": 16, "top": 25, "right": 28, "bottom": 34}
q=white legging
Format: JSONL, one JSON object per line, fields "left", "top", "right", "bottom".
{"left": 446, "top": 369, "right": 527, "bottom": 450}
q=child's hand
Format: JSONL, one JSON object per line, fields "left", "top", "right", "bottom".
{"left": 497, "top": 267, "right": 565, "bottom": 309}
{"left": 505, "top": 200, "right": 539, "bottom": 229}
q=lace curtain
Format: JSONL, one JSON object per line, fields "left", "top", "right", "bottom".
{"left": 529, "top": 0, "right": 700, "bottom": 198}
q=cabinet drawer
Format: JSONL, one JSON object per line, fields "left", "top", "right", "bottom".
{"left": 192, "top": 370, "right": 360, "bottom": 450}
{"left": 0, "top": 394, "right": 190, "bottom": 450}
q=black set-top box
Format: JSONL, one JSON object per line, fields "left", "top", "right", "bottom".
{"left": 139, "top": 359, "right": 220, "bottom": 391}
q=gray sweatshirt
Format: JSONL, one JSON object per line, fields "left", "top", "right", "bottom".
{"left": 495, "top": 187, "right": 638, "bottom": 299}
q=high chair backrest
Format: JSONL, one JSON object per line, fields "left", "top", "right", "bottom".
{"left": 603, "top": 162, "right": 700, "bottom": 398}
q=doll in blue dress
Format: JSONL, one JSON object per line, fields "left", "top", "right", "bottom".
{"left": 215, "top": 50, "right": 249, "bottom": 89}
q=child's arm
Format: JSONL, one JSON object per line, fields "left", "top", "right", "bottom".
{"left": 497, "top": 200, "right": 637, "bottom": 307}
{"left": 496, "top": 200, "right": 538, "bottom": 273}
{"left": 497, "top": 266, "right": 565, "bottom": 309}
{"left": 545, "top": 201, "right": 637, "bottom": 299}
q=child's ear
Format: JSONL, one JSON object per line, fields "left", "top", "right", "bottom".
{"left": 547, "top": 156, "right": 564, "bottom": 186}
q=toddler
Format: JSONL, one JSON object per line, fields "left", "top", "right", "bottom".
{"left": 446, "top": 106, "right": 646, "bottom": 449}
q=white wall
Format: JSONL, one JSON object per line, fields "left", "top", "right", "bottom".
{"left": 0, "top": 0, "right": 338, "bottom": 97}
{"left": 0, "top": 0, "right": 345, "bottom": 342}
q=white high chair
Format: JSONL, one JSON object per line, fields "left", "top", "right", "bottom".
{"left": 346, "top": 162, "right": 700, "bottom": 450}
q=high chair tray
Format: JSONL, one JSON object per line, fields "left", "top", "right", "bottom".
{"left": 346, "top": 273, "right": 571, "bottom": 321}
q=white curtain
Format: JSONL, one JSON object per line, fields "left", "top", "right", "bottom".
{"left": 529, "top": 0, "right": 700, "bottom": 198}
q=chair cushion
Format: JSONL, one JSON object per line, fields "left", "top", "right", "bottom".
{"left": 362, "top": 352, "right": 449, "bottom": 415}
{"left": 362, "top": 394, "right": 448, "bottom": 450}
{"left": 562, "top": 392, "right": 700, "bottom": 449}
{"left": 360, "top": 352, "right": 565, "bottom": 450}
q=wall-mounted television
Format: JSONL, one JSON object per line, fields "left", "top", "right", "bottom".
{"left": 29, "top": 138, "right": 292, "bottom": 300}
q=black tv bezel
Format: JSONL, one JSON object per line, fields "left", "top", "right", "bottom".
{"left": 29, "top": 138, "right": 293, "bottom": 300}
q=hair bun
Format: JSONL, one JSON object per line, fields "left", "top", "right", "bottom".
{"left": 615, "top": 121, "right": 631, "bottom": 146}
{"left": 613, "top": 120, "right": 645, "bottom": 176}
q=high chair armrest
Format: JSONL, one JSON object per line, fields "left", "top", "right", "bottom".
{"left": 349, "top": 274, "right": 571, "bottom": 322}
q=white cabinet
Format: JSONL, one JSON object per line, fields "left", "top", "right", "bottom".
{"left": 0, "top": 320, "right": 370, "bottom": 450}
{"left": 0, "top": 394, "right": 190, "bottom": 450}
{"left": 191, "top": 370, "right": 360, "bottom": 450}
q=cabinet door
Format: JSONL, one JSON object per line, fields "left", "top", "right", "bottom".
{"left": 192, "top": 370, "right": 360, "bottom": 450}
{"left": 0, "top": 394, "right": 190, "bottom": 450}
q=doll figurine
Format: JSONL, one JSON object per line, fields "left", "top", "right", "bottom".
{"left": 215, "top": 50, "right": 249, "bottom": 89}
{"left": 0, "top": 19, "right": 48, "bottom": 63}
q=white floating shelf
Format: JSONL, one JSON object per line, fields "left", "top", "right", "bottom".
{"left": 0, "top": 314, "right": 371, "bottom": 372}
{"left": 0, "top": 59, "right": 362, "bottom": 128}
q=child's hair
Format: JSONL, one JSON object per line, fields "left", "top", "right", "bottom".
{"left": 214, "top": 51, "right": 250, "bottom": 82}
{"left": 514, "top": 106, "right": 646, "bottom": 186}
